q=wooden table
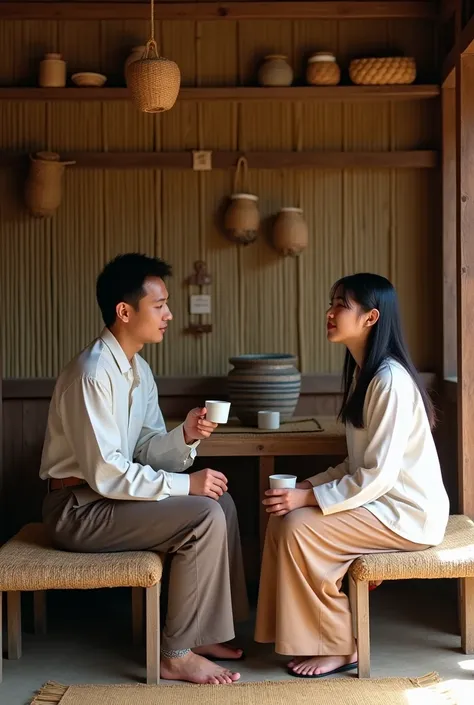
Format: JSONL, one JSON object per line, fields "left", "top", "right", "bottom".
{"left": 170, "top": 416, "right": 346, "bottom": 551}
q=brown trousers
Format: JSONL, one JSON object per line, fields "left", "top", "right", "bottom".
{"left": 43, "top": 488, "right": 249, "bottom": 651}
{"left": 255, "top": 506, "right": 426, "bottom": 656}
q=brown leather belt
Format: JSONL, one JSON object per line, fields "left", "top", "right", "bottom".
{"left": 49, "top": 477, "right": 87, "bottom": 491}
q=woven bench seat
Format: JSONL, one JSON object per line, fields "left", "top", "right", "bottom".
{"left": 0, "top": 523, "right": 163, "bottom": 591}
{"left": 348, "top": 514, "right": 474, "bottom": 679}
{"left": 0, "top": 523, "right": 163, "bottom": 684}
{"left": 350, "top": 514, "right": 474, "bottom": 582}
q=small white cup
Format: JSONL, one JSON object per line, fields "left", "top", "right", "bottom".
{"left": 258, "top": 410, "right": 280, "bottom": 430}
{"left": 205, "top": 400, "right": 231, "bottom": 424}
{"left": 269, "top": 474, "right": 297, "bottom": 489}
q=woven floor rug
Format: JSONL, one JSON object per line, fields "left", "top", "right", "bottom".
{"left": 30, "top": 672, "right": 471, "bottom": 705}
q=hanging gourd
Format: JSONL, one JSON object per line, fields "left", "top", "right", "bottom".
{"left": 127, "top": 0, "right": 181, "bottom": 113}
{"left": 272, "top": 207, "right": 309, "bottom": 257}
{"left": 223, "top": 157, "right": 260, "bottom": 245}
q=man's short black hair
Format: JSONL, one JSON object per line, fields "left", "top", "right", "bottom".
{"left": 96, "top": 253, "right": 172, "bottom": 327}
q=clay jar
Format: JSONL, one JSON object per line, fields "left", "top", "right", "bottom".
{"left": 258, "top": 55, "right": 293, "bottom": 87}
{"left": 39, "top": 53, "right": 66, "bottom": 88}
{"left": 124, "top": 46, "right": 146, "bottom": 84}
{"left": 272, "top": 207, "right": 309, "bottom": 256}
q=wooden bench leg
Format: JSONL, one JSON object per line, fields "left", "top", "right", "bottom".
{"left": 348, "top": 574, "right": 357, "bottom": 638}
{"left": 146, "top": 583, "right": 160, "bottom": 685}
{"left": 132, "top": 587, "right": 144, "bottom": 647}
{"left": 355, "top": 580, "right": 370, "bottom": 678}
{"left": 461, "top": 577, "right": 474, "bottom": 654}
{"left": 7, "top": 591, "right": 22, "bottom": 660}
{"left": 1, "top": 592, "right": 3, "bottom": 683}
{"left": 34, "top": 591, "right": 47, "bottom": 636}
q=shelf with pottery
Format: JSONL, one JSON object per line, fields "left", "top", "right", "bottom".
{"left": 0, "top": 85, "right": 440, "bottom": 102}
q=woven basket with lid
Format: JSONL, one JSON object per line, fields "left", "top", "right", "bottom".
{"left": 349, "top": 57, "right": 416, "bottom": 85}
{"left": 306, "top": 52, "right": 340, "bottom": 86}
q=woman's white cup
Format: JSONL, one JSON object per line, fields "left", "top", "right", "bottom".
{"left": 258, "top": 410, "right": 280, "bottom": 430}
{"left": 269, "top": 474, "right": 297, "bottom": 489}
{"left": 205, "top": 400, "right": 231, "bottom": 424}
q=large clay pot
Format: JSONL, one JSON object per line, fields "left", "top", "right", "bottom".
{"left": 228, "top": 354, "right": 301, "bottom": 426}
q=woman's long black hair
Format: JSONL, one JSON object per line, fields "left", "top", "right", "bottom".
{"left": 333, "top": 273, "right": 435, "bottom": 429}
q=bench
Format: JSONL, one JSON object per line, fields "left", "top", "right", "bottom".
{"left": 348, "top": 514, "right": 474, "bottom": 678}
{"left": 0, "top": 523, "right": 163, "bottom": 684}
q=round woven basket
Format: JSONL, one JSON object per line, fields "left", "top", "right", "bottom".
{"left": 127, "top": 40, "right": 181, "bottom": 113}
{"left": 349, "top": 57, "right": 416, "bottom": 85}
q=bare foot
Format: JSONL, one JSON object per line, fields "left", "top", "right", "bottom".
{"left": 287, "top": 656, "right": 311, "bottom": 669}
{"left": 193, "top": 643, "right": 244, "bottom": 660}
{"left": 161, "top": 651, "right": 241, "bottom": 684}
{"left": 289, "top": 652, "right": 358, "bottom": 677}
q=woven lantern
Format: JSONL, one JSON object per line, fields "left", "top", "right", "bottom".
{"left": 224, "top": 157, "right": 260, "bottom": 245}
{"left": 25, "top": 151, "right": 75, "bottom": 218}
{"left": 127, "top": 0, "right": 181, "bottom": 113}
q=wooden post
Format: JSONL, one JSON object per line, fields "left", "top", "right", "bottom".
{"left": 456, "top": 48, "right": 474, "bottom": 520}
{"left": 442, "top": 77, "right": 457, "bottom": 379}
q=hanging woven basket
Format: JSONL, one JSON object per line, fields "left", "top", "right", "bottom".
{"left": 24, "top": 151, "right": 75, "bottom": 218}
{"left": 224, "top": 157, "right": 260, "bottom": 245}
{"left": 128, "top": 39, "right": 181, "bottom": 113}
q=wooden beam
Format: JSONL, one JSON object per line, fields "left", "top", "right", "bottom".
{"left": 443, "top": 83, "right": 457, "bottom": 379}
{"left": 0, "top": 2, "right": 438, "bottom": 21}
{"left": 442, "top": 12, "right": 474, "bottom": 86}
{"left": 0, "top": 86, "right": 441, "bottom": 102}
{"left": 1, "top": 372, "right": 437, "bottom": 400}
{"left": 0, "top": 149, "right": 438, "bottom": 170}
{"left": 456, "top": 52, "right": 474, "bottom": 518}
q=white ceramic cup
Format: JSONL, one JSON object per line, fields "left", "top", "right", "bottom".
{"left": 258, "top": 410, "right": 280, "bottom": 430}
{"left": 269, "top": 474, "right": 297, "bottom": 489}
{"left": 205, "top": 400, "right": 231, "bottom": 424}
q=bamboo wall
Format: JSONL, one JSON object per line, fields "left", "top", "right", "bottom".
{"left": 0, "top": 15, "right": 440, "bottom": 378}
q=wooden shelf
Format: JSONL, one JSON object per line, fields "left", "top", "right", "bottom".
{"left": 0, "top": 85, "right": 440, "bottom": 102}
{"left": 0, "top": 150, "right": 438, "bottom": 170}
{"left": 0, "top": 2, "right": 438, "bottom": 21}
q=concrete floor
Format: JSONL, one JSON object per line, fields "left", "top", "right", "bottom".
{"left": 1, "top": 580, "right": 474, "bottom": 704}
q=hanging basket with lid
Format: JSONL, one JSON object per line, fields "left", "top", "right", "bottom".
{"left": 127, "top": 0, "right": 181, "bottom": 113}
{"left": 25, "top": 151, "right": 75, "bottom": 218}
{"left": 224, "top": 157, "right": 260, "bottom": 245}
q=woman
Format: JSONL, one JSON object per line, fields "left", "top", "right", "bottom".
{"left": 255, "top": 272, "right": 449, "bottom": 678}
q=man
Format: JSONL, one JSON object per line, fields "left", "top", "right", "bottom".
{"left": 40, "top": 253, "right": 248, "bottom": 685}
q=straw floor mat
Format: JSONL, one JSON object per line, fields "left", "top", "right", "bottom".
{"left": 30, "top": 672, "right": 473, "bottom": 705}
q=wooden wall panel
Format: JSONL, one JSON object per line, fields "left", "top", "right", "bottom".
{"left": 0, "top": 16, "right": 441, "bottom": 379}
